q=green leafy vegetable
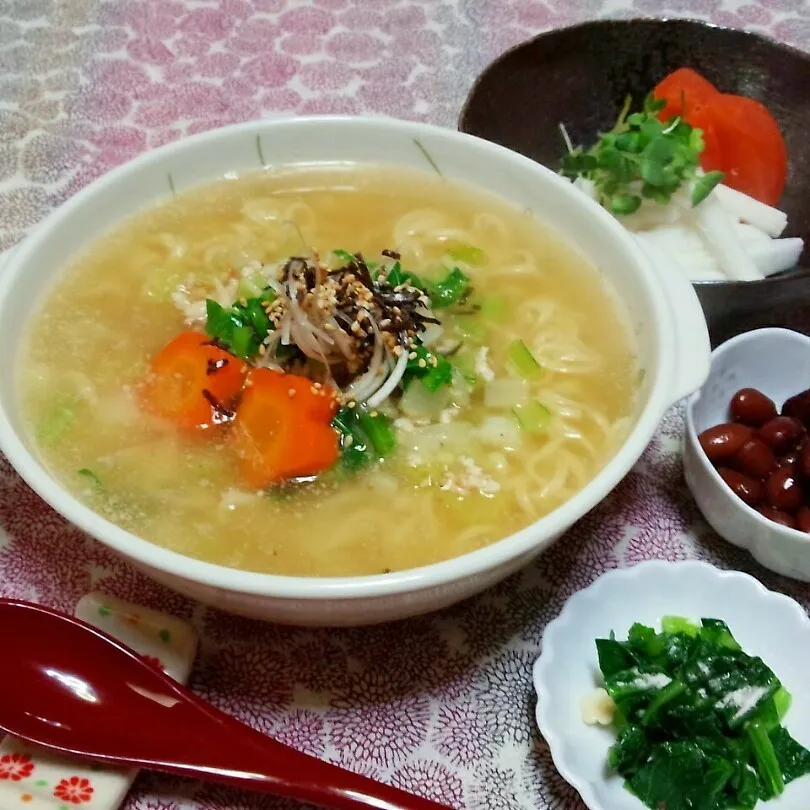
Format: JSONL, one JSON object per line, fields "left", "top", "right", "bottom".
{"left": 692, "top": 170, "right": 725, "bottom": 206}
{"left": 595, "top": 617, "right": 810, "bottom": 810}
{"left": 205, "top": 293, "right": 274, "bottom": 360}
{"left": 772, "top": 726, "right": 810, "bottom": 784}
{"left": 661, "top": 615, "right": 700, "bottom": 637}
{"left": 332, "top": 407, "right": 372, "bottom": 469}
{"left": 427, "top": 267, "right": 470, "bottom": 309}
{"left": 385, "top": 261, "right": 425, "bottom": 291}
{"left": 383, "top": 262, "right": 471, "bottom": 309}
{"left": 332, "top": 248, "right": 357, "bottom": 264}
{"left": 404, "top": 343, "right": 454, "bottom": 392}
{"left": 508, "top": 339, "right": 542, "bottom": 379}
{"left": 332, "top": 406, "right": 397, "bottom": 468}
{"left": 629, "top": 742, "right": 733, "bottom": 810}
{"left": 356, "top": 409, "right": 396, "bottom": 458}
{"left": 561, "top": 94, "right": 725, "bottom": 216}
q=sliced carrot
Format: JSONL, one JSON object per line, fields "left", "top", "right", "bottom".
{"left": 140, "top": 331, "right": 247, "bottom": 432}
{"left": 230, "top": 368, "right": 339, "bottom": 488}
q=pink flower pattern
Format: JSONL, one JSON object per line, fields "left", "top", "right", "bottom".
{"left": 2, "top": 2, "right": 810, "bottom": 808}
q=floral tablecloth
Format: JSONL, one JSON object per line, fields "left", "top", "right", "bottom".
{"left": 3, "top": 1, "right": 810, "bottom": 808}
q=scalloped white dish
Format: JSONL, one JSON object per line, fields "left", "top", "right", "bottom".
{"left": 533, "top": 561, "right": 810, "bottom": 810}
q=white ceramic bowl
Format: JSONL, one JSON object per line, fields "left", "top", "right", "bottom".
{"left": 0, "top": 116, "right": 710, "bottom": 625}
{"left": 685, "top": 327, "right": 810, "bottom": 581}
{"left": 534, "top": 560, "right": 810, "bottom": 810}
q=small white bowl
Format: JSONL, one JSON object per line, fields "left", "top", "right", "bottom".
{"left": 533, "top": 560, "right": 810, "bottom": 810}
{"left": 684, "top": 327, "right": 810, "bottom": 581}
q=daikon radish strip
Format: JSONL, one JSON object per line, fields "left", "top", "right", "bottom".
{"left": 734, "top": 222, "right": 774, "bottom": 248}
{"left": 634, "top": 231, "right": 725, "bottom": 281}
{"left": 633, "top": 231, "right": 727, "bottom": 281}
{"left": 748, "top": 238, "right": 804, "bottom": 277}
{"left": 695, "top": 198, "right": 761, "bottom": 281}
{"left": 714, "top": 184, "right": 788, "bottom": 238}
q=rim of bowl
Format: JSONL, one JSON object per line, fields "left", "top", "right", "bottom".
{"left": 458, "top": 15, "right": 810, "bottom": 137}
{"left": 0, "top": 115, "right": 674, "bottom": 600}
{"left": 685, "top": 326, "right": 810, "bottom": 544}
{"left": 458, "top": 18, "right": 810, "bottom": 292}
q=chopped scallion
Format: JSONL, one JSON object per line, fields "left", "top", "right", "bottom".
{"left": 447, "top": 244, "right": 486, "bottom": 265}
{"left": 513, "top": 401, "right": 552, "bottom": 433}
{"left": 479, "top": 294, "right": 508, "bottom": 321}
{"left": 237, "top": 273, "right": 268, "bottom": 300}
{"left": 508, "top": 339, "right": 542, "bottom": 379}
{"left": 77, "top": 468, "right": 102, "bottom": 488}
{"left": 37, "top": 394, "right": 78, "bottom": 447}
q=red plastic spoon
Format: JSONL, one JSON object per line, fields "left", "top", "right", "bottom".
{"left": 0, "top": 599, "right": 452, "bottom": 810}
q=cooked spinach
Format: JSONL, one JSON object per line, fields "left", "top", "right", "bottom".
{"left": 595, "top": 617, "right": 810, "bottom": 810}
{"left": 205, "top": 290, "right": 274, "bottom": 360}
{"left": 402, "top": 343, "right": 454, "bottom": 392}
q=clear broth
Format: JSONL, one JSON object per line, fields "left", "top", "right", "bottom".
{"left": 19, "top": 165, "right": 638, "bottom": 576}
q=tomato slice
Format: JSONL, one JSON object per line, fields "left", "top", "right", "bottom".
{"left": 653, "top": 67, "right": 719, "bottom": 122}
{"left": 653, "top": 67, "right": 724, "bottom": 176}
{"left": 710, "top": 94, "right": 787, "bottom": 206}
{"left": 653, "top": 68, "right": 788, "bottom": 206}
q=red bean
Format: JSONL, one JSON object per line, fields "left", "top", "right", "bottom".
{"left": 718, "top": 467, "right": 765, "bottom": 505}
{"left": 699, "top": 423, "right": 753, "bottom": 462}
{"left": 757, "top": 506, "right": 798, "bottom": 529}
{"left": 765, "top": 467, "right": 804, "bottom": 512}
{"left": 758, "top": 416, "right": 806, "bottom": 454}
{"left": 797, "top": 506, "right": 810, "bottom": 533}
{"left": 732, "top": 438, "right": 777, "bottom": 480}
{"left": 730, "top": 388, "right": 777, "bottom": 427}
{"left": 799, "top": 441, "right": 810, "bottom": 479}
{"left": 782, "top": 388, "right": 810, "bottom": 427}
{"left": 778, "top": 444, "right": 803, "bottom": 475}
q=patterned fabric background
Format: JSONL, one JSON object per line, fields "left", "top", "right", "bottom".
{"left": 2, "top": 1, "right": 810, "bottom": 808}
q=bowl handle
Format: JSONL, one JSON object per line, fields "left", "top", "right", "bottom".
{"left": 633, "top": 236, "right": 711, "bottom": 405}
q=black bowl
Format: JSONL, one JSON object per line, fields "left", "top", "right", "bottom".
{"left": 459, "top": 18, "right": 810, "bottom": 343}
